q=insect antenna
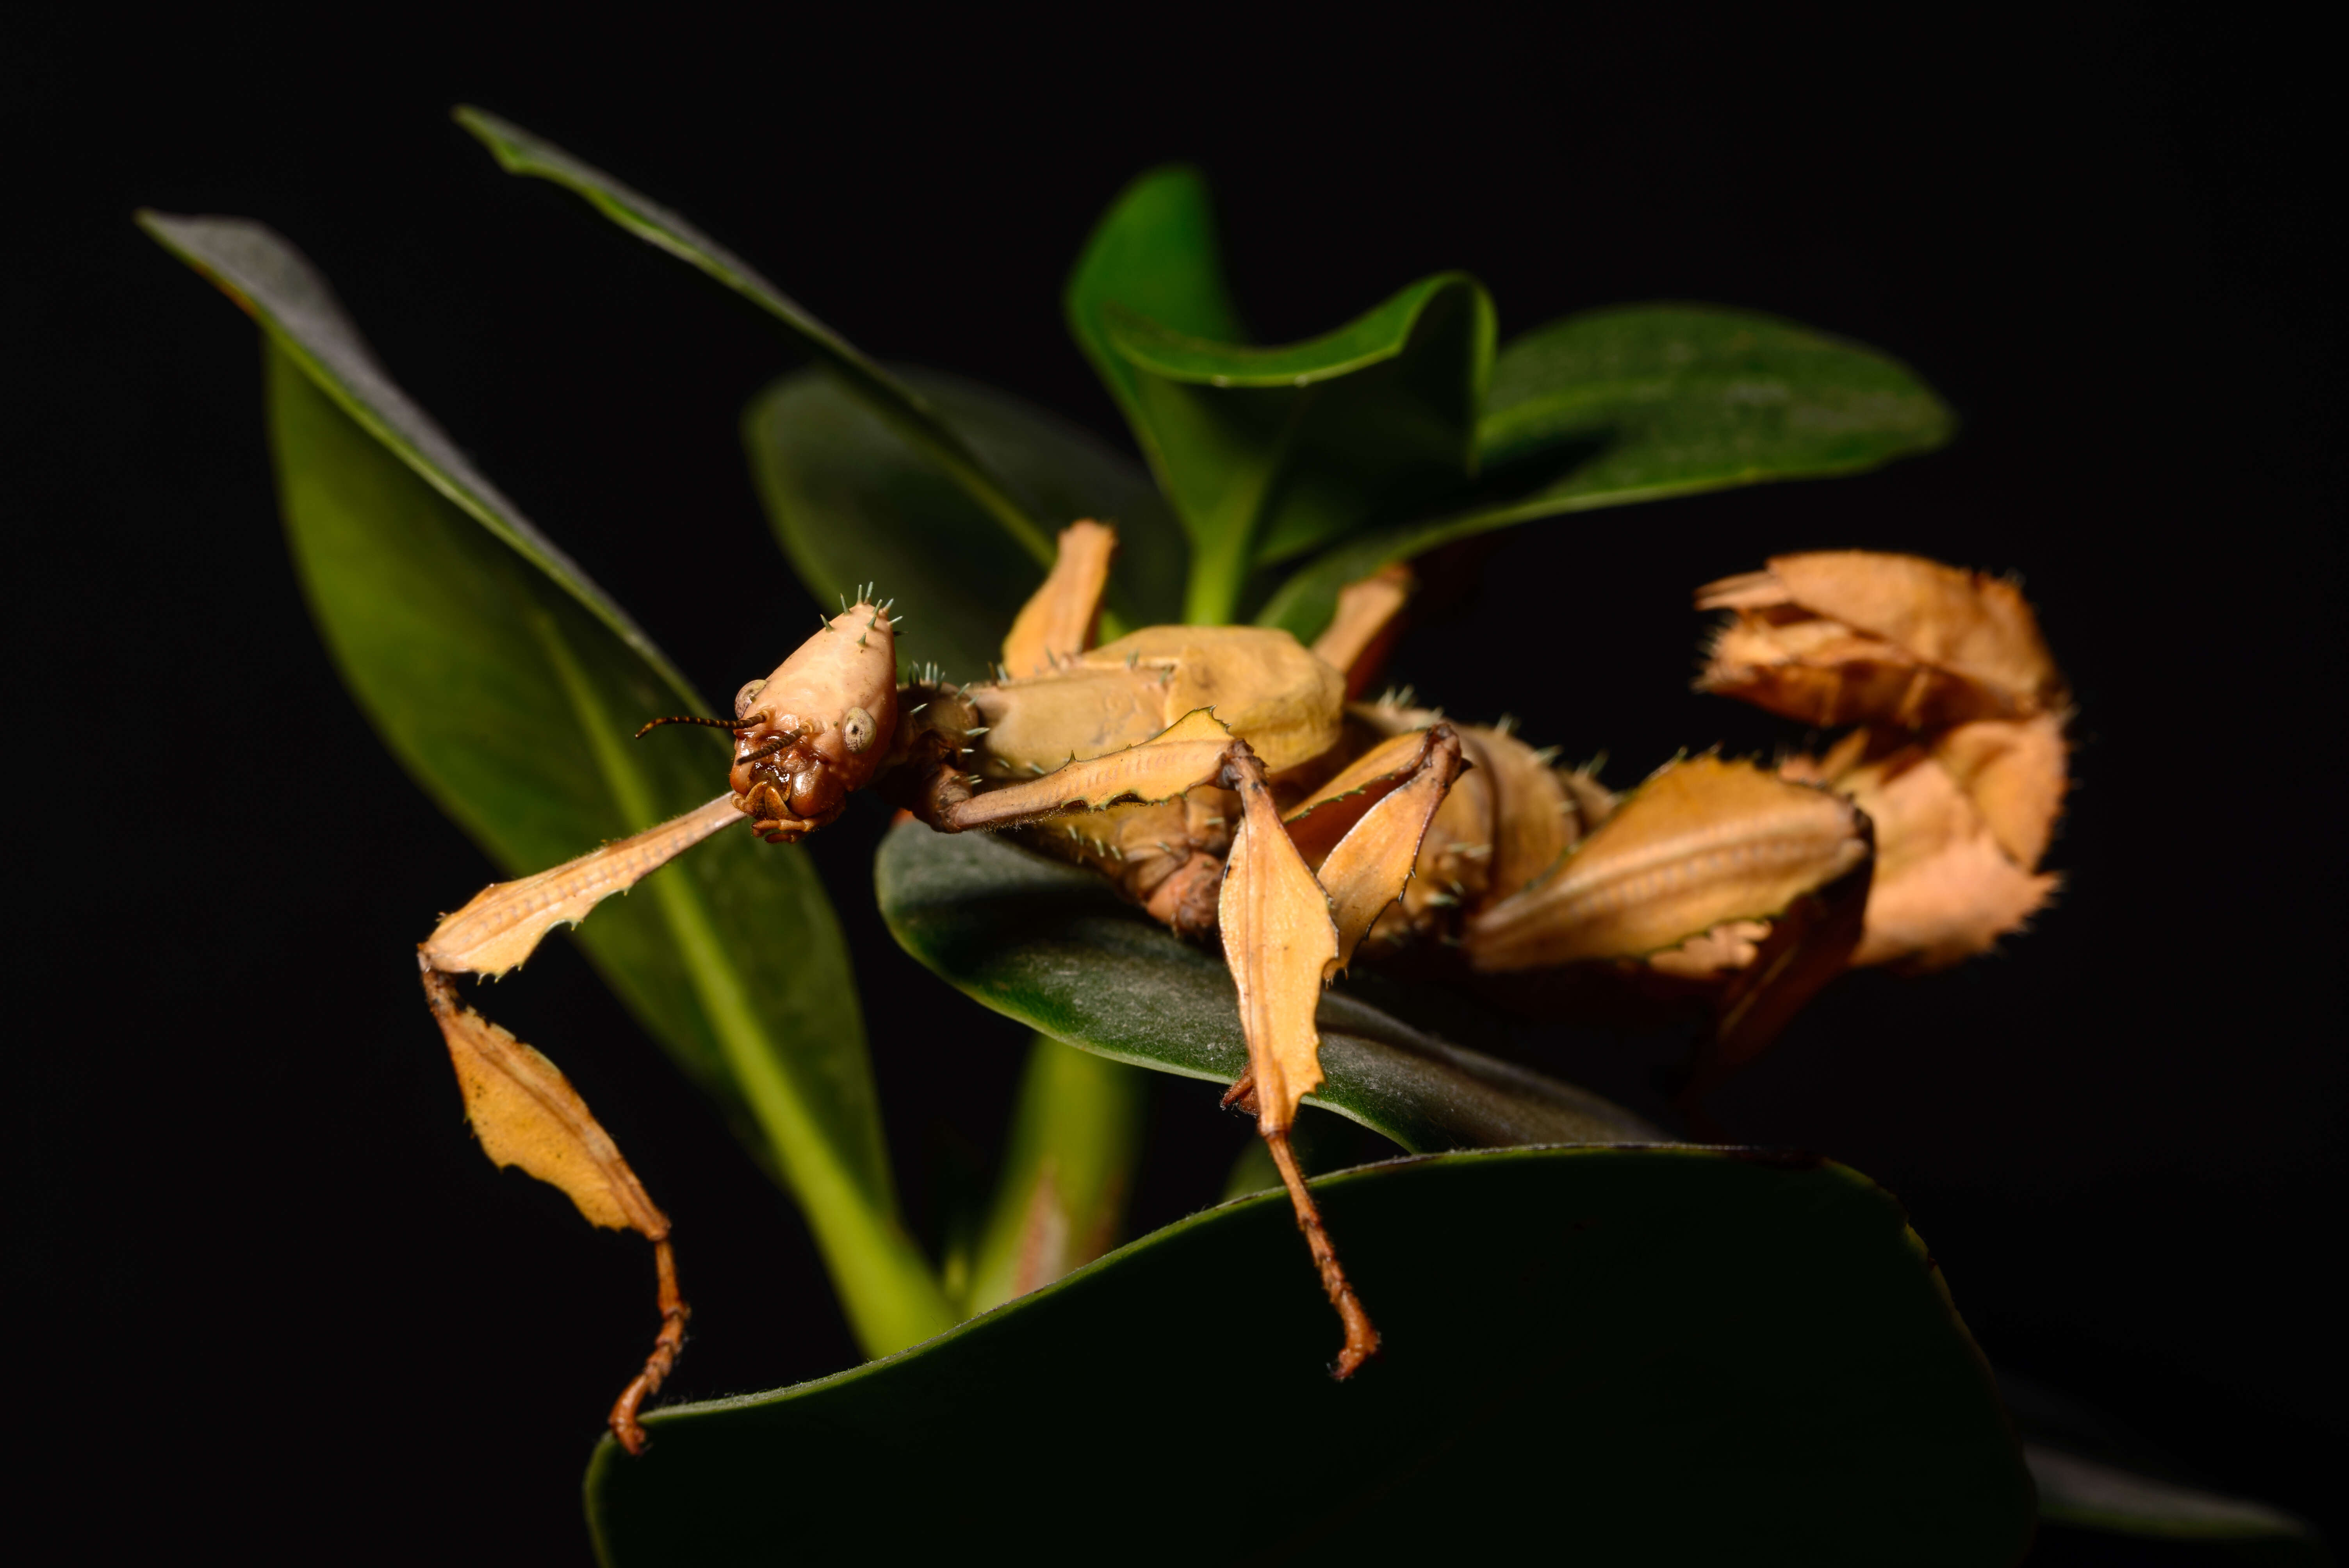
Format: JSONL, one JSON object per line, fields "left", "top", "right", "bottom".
{"left": 633, "top": 715, "right": 764, "bottom": 739}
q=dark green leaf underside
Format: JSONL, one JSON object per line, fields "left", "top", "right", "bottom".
{"left": 875, "top": 821, "right": 1660, "bottom": 1151}
{"left": 590, "top": 1146, "right": 2032, "bottom": 1566}
{"left": 743, "top": 366, "right": 1183, "bottom": 683}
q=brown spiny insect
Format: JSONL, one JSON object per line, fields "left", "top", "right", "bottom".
{"left": 418, "top": 522, "right": 2069, "bottom": 1450}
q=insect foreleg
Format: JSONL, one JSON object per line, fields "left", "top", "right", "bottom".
{"left": 421, "top": 794, "right": 744, "bottom": 977}
{"left": 417, "top": 791, "right": 743, "bottom": 1453}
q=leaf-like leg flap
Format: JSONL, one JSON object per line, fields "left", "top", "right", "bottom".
{"left": 1695, "top": 551, "right": 2063, "bottom": 729}
{"left": 1001, "top": 520, "right": 1117, "bottom": 677}
{"left": 419, "top": 965, "right": 685, "bottom": 1454}
{"left": 1462, "top": 756, "right": 1869, "bottom": 973}
{"left": 1309, "top": 562, "right": 1414, "bottom": 701}
{"left": 930, "top": 709, "right": 1236, "bottom": 832}
{"left": 421, "top": 793, "right": 744, "bottom": 978}
{"left": 1220, "top": 748, "right": 1378, "bottom": 1376}
{"left": 1279, "top": 728, "right": 1438, "bottom": 868}
{"left": 1309, "top": 726, "right": 1465, "bottom": 968}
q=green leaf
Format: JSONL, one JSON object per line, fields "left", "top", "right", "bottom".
{"left": 588, "top": 1146, "right": 2033, "bottom": 1566}
{"left": 1064, "top": 164, "right": 1246, "bottom": 449}
{"left": 1258, "top": 303, "right": 1955, "bottom": 641}
{"left": 454, "top": 105, "right": 1056, "bottom": 572}
{"left": 1109, "top": 275, "right": 1494, "bottom": 625}
{"left": 874, "top": 822, "right": 1660, "bottom": 1151}
{"left": 961, "top": 1035, "right": 1146, "bottom": 1316}
{"left": 742, "top": 366, "right": 1185, "bottom": 683}
{"left": 1065, "top": 167, "right": 1494, "bottom": 624}
{"left": 139, "top": 212, "right": 953, "bottom": 1355}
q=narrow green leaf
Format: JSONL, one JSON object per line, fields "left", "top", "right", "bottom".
{"left": 589, "top": 1147, "right": 2034, "bottom": 1566}
{"left": 742, "top": 366, "right": 1184, "bottom": 683}
{"left": 1258, "top": 303, "right": 1954, "bottom": 641}
{"left": 1063, "top": 164, "right": 1245, "bottom": 459}
{"left": 961, "top": 1035, "right": 1146, "bottom": 1317}
{"left": 140, "top": 212, "right": 953, "bottom": 1354}
{"left": 1106, "top": 274, "right": 1494, "bottom": 625}
{"left": 453, "top": 105, "right": 1056, "bottom": 572}
{"left": 875, "top": 822, "right": 1661, "bottom": 1151}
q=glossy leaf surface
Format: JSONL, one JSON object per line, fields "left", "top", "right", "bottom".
{"left": 743, "top": 366, "right": 1184, "bottom": 682}
{"left": 456, "top": 106, "right": 1057, "bottom": 571}
{"left": 876, "top": 822, "right": 1661, "bottom": 1150}
{"left": 1112, "top": 275, "right": 1494, "bottom": 624}
{"left": 139, "top": 213, "right": 952, "bottom": 1352}
{"left": 1063, "top": 164, "right": 1245, "bottom": 453}
{"left": 590, "top": 1146, "right": 2032, "bottom": 1566}
{"left": 1067, "top": 167, "right": 1494, "bottom": 624}
{"left": 1259, "top": 304, "right": 1954, "bottom": 640}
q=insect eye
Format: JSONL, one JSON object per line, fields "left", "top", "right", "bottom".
{"left": 842, "top": 706, "right": 876, "bottom": 753}
{"left": 734, "top": 679, "right": 767, "bottom": 719}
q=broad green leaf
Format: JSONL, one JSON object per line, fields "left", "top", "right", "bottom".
{"left": 875, "top": 822, "right": 1661, "bottom": 1151}
{"left": 1258, "top": 304, "right": 1955, "bottom": 641}
{"left": 960, "top": 1035, "right": 1146, "bottom": 1316}
{"left": 1105, "top": 274, "right": 1494, "bottom": 625}
{"left": 742, "top": 366, "right": 1184, "bottom": 683}
{"left": 1063, "top": 164, "right": 1246, "bottom": 458}
{"left": 454, "top": 106, "right": 1056, "bottom": 572}
{"left": 589, "top": 1146, "right": 2033, "bottom": 1566}
{"left": 140, "top": 213, "right": 952, "bottom": 1354}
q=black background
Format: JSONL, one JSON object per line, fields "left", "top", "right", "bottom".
{"left": 6, "top": 7, "right": 2339, "bottom": 1562}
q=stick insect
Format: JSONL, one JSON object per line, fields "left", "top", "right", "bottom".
{"left": 419, "top": 522, "right": 2067, "bottom": 1451}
